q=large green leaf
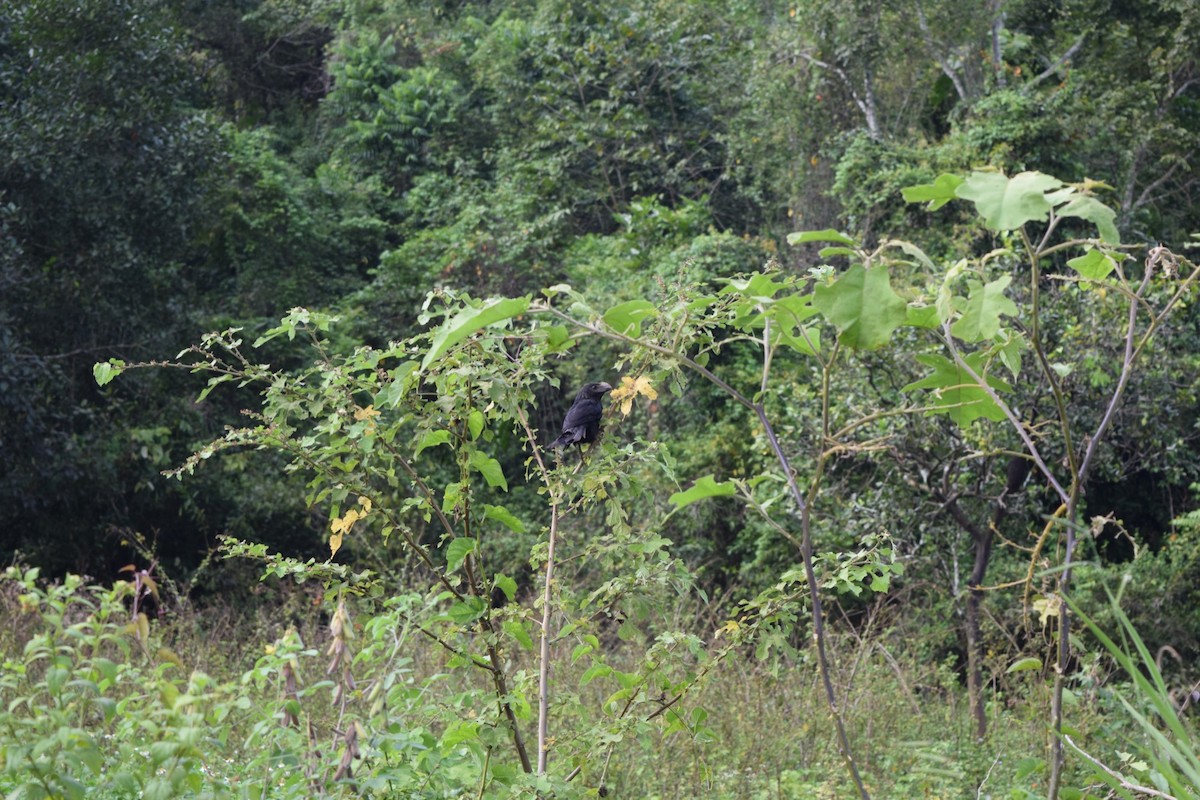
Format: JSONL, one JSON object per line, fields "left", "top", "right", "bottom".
{"left": 900, "top": 173, "right": 964, "bottom": 211}
{"left": 905, "top": 304, "right": 941, "bottom": 329}
{"left": 1067, "top": 248, "right": 1118, "bottom": 281}
{"left": 951, "top": 276, "right": 1018, "bottom": 342}
{"left": 720, "top": 273, "right": 793, "bottom": 300}
{"left": 786, "top": 229, "right": 857, "bottom": 247}
{"left": 603, "top": 300, "right": 657, "bottom": 337}
{"left": 421, "top": 296, "right": 530, "bottom": 370}
{"left": 956, "top": 171, "right": 1063, "bottom": 231}
{"left": 414, "top": 429, "right": 452, "bottom": 457}
{"left": 469, "top": 451, "right": 508, "bottom": 491}
{"left": 493, "top": 574, "right": 518, "bottom": 603}
{"left": 483, "top": 503, "right": 526, "bottom": 533}
{"left": 669, "top": 475, "right": 735, "bottom": 509}
{"left": 812, "top": 264, "right": 907, "bottom": 350}
{"left": 902, "top": 352, "right": 1011, "bottom": 426}
{"left": 445, "top": 537, "right": 478, "bottom": 573}
{"left": 1057, "top": 196, "right": 1120, "bottom": 244}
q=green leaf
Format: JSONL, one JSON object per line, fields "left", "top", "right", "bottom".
{"left": 951, "top": 276, "right": 1018, "bottom": 342}
{"left": 467, "top": 409, "right": 485, "bottom": 440}
{"left": 196, "top": 373, "right": 234, "bottom": 403}
{"left": 445, "top": 538, "right": 478, "bottom": 573}
{"left": 902, "top": 352, "right": 1011, "bottom": 426}
{"left": 442, "top": 481, "right": 463, "bottom": 513}
{"left": 812, "top": 263, "right": 907, "bottom": 350}
{"left": 937, "top": 260, "right": 969, "bottom": 323}
{"left": 603, "top": 300, "right": 657, "bottom": 337}
{"left": 503, "top": 619, "right": 534, "bottom": 650}
{"left": 440, "top": 721, "right": 480, "bottom": 750}
{"left": 421, "top": 296, "right": 529, "bottom": 371}
{"left": 905, "top": 304, "right": 941, "bottom": 329}
{"left": 721, "top": 272, "right": 793, "bottom": 300}
{"left": 544, "top": 325, "right": 573, "bottom": 351}
{"left": 493, "top": 574, "right": 518, "bottom": 603}
{"left": 956, "top": 171, "right": 1063, "bottom": 231}
{"left": 669, "top": 475, "right": 735, "bottom": 509}
{"left": 767, "top": 294, "right": 822, "bottom": 355}
{"left": 581, "top": 663, "right": 612, "bottom": 685}
{"left": 483, "top": 504, "right": 526, "bottom": 533}
{"left": 997, "top": 332, "right": 1026, "bottom": 379}
{"left": 786, "top": 229, "right": 857, "bottom": 246}
{"left": 1006, "top": 657, "right": 1043, "bottom": 673}
{"left": 469, "top": 451, "right": 508, "bottom": 490}
{"left": 1067, "top": 248, "right": 1117, "bottom": 281}
{"left": 92, "top": 359, "right": 126, "bottom": 386}
{"left": 414, "top": 429, "right": 452, "bottom": 457}
{"left": 376, "top": 362, "right": 418, "bottom": 408}
{"left": 446, "top": 597, "right": 485, "bottom": 624}
{"left": 884, "top": 239, "right": 937, "bottom": 271}
{"left": 900, "top": 173, "right": 964, "bottom": 211}
{"left": 1057, "top": 195, "right": 1120, "bottom": 244}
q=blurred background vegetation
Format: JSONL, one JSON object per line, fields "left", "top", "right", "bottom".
{"left": 1, "top": 0, "right": 1198, "bottom": 795}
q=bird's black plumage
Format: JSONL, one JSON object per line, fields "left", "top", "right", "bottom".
{"left": 550, "top": 381, "right": 612, "bottom": 448}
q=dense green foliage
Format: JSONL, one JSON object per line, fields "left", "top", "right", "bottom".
{"left": 2, "top": 0, "right": 1199, "bottom": 797}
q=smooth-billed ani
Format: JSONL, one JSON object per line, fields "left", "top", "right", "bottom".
{"left": 549, "top": 381, "right": 612, "bottom": 449}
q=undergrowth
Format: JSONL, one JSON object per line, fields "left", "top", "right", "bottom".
{"left": 2, "top": 565, "right": 1190, "bottom": 798}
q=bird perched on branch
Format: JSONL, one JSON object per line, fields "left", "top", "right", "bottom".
{"left": 550, "top": 381, "right": 612, "bottom": 449}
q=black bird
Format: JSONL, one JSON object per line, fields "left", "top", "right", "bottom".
{"left": 550, "top": 381, "right": 613, "bottom": 449}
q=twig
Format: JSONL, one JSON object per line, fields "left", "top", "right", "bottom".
{"left": 1063, "top": 735, "right": 1178, "bottom": 799}
{"left": 537, "top": 501, "right": 560, "bottom": 774}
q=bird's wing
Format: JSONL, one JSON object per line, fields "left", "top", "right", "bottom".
{"left": 560, "top": 398, "right": 599, "bottom": 432}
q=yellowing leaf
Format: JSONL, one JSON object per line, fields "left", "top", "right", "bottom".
{"left": 633, "top": 376, "right": 657, "bottom": 400}
{"left": 357, "top": 495, "right": 372, "bottom": 513}
{"left": 610, "top": 375, "right": 658, "bottom": 416}
{"left": 716, "top": 620, "right": 740, "bottom": 638}
{"left": 331, "top": 508, "right": 366, "bottom": 536}
{"left": 132, "top": 612, "right": 149, "bottom": 647}
{"left": 353, "top": 405, "right": 381, "bottom": 421}
{"left": 1032, "top": 595, "right": 1061, "bottom": 632}
{"left": 329, "top": 530, "right": 344, "bottom": 559}
{"left": 157, "top": 647, "right": 184, "bottom": 669}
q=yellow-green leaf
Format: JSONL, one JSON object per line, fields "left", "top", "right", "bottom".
{"left": 421, "top": 296, "right": 529, "bottom": 371}
{"left": 1006, "top": 657, "right": 1043, "bottom": 674}
{"left": 901, "top": 173, "right": 965, "bottom": 211}
{"left": 669, "top": 475, "right": 736, "bottom": 509}
{"left": 812, "top": 263, "right": 907, "bottom": 350}
{"left": 1067, "top": 248, "right": 1117, "bottom": 281}
{"left": 603, "top": 300, "right": 657, "bottom": 337}
{"left": 445, "top": 537, "right": 478, "bottom": 573}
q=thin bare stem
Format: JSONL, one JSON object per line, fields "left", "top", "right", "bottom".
{"left": 1022, "top": 221, "right": 1078, "bottom": 479}
{"left": 537, "top": 501, "right": 559, "bottom": 774}
{"left": 1063, "top": 736, "right": 1177, "bottom": 799}
{"left": 937, "top": 324, "right": 1069, "bottom": 505}
{"left": 1076, "top": 265, "right": 1154, "bottom": 484}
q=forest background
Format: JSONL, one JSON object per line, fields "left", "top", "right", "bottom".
{"left": 2, "top": 0, "right": 1199, "bottom": 797}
